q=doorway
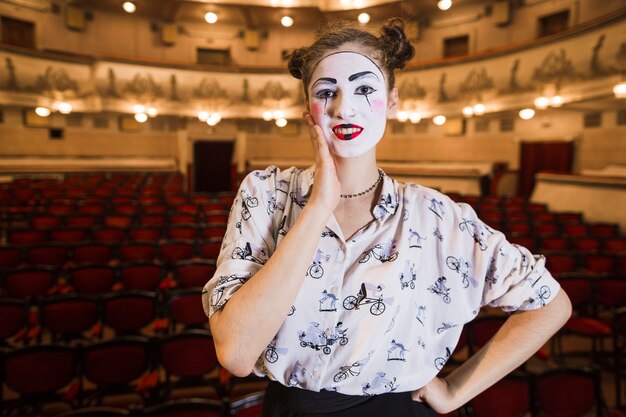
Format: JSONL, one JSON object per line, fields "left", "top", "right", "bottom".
{"left": 193, "top": 140, "right": 234, "bottom": 192}
{"left": 518, "top": 140, "right": 573, "bottom": 198}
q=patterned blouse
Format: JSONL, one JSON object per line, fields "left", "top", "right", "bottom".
{"left": 202, "top": 165, "right": 561, "bottom": 396}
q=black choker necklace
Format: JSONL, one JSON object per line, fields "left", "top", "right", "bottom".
{"left": 340, "top": 169, "right": 384, "bottom": 199}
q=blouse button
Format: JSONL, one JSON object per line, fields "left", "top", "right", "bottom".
{"left": 312, "top": 369, "right": 320, "bottom": 378}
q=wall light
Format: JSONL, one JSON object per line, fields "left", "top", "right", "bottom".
{"left": 550, "top": 95, "right": 563, "bottom": 107}
{"left": 438, "top": 0, "right": 452, "bottom": 11}
{"left": 146, "top": 107, "right": 158, "bottom": 118}
{"left": 519, "top": 108, "right": 535, "bottom": 120}
{"left": 198, "top": 111, "right": 209, "bottom": 122}
{"left": 122, "top": 2, "right": 136, "bottom": 13}
{"left": 534, "top": 96, "right": 549, "bottom": 110}
{"left": 56, "top": 102, "right": 72, "bottom": 114}
{"left": 281, "top": 16, "right": 294, "bottom": 27}
{"left": 462, "top": 106, "right": 474, "bottom": 117}
{"left": 409, "top": 112, "right": 422, "bottom": 124}
{"left": 35, "top": 107, "right": 51, "bottom": 117}
{"left": 397, "top": 111, "right": 409, "bottom": 122}
{"left": 207, "top": 112, "right": 222, "bottom": 126}
{"left": 433, "top": 115, "right": 446, "bottom": 125}
{"left": 134, "top": 112, "right": 148, "bottom": 123}
{"left": 204, "top": 12, "right": 218, "bottom": 24}
{"left": 473, "top": 103, "right": 485, "bottom": 115}
{"left": 614, "top": 82, "right": 626, "bottom": 98}
{"left": 358, "top": 13, "right": 370, "bottom": 24}
{"left": 275, "top": 118, "right": 288, "bottom": 127}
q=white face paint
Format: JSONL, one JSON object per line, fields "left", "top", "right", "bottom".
{"left": 308, "top": 51, "right": 394, "bottom": 159}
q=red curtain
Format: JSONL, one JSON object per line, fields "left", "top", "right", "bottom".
{"left": 518, "top": 141, "right": 573, "bottom": 198}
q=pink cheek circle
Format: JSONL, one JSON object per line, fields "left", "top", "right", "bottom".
{"left": 309, "top": 103, "right": 325, "bottom": 124}
{"left": 371, "top": 99, "right": 386, "bottom": 113}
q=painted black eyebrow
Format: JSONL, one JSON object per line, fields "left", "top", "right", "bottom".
{"left": 312, "top": 77, "right": 337, "bottom": 87}
{"left": 348, "top": 71, "right": 379, "bottom": 81}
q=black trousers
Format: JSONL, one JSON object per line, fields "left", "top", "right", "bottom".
{"left": 262, "top": 381, "right": 437, "bottom": 417}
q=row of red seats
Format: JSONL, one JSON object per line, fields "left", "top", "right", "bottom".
{"left": 1, "top": 288, "right": 208, "bottom": 345}
{"left": 8, "top": 212, "right": 229, "bottom": 232}
{"left": 1, "top": 332, "right": 618, "bottom": 417}
{"left": 510, "top": 233, "right": 626, "bottom": 253}
{"left": 3, "top": 191, "right": 234, "bottom": 213}
{"left": 7, "top": 222, "right": 227, "bottom": 244}
{"left": 1, "top": 259, "right": 217, "bottom": 299}
{"left": 0, "top": 238, "right": 223, "bottom": 270}
{"left": 0, "top": 330, "right": 231, "bottom": 414}
{"left": 1, "top": 173, "right": 186, "bottom": 205}
{"left": 541, "top": 250, "right": 625, "bottom": 276}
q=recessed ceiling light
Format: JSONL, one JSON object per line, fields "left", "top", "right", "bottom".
{"left": 433, "top": 115, "right": 446, "bottom": 125}
{"left": 438, "top": 0, "right": 452, "bottom": 11}
{"left": 358, "top": 13, "right": 370, "bottom": 24}
{"left": 281, "top": 16, "right": 293, "bottom": 27}
{"left": 134, "top": 112, "right": 148, "bottom": 123}
{"left": 122, "top": 2, "right": 136, "bottom": 13}
{"left": 35, "top": 107, "right": 51, "bottom": 117}
{"left": 519, "top": 108, "right": 536, "bottom": 120}
{"left": 56, "top": 102, "right": 72, "bottom": 114}
{"left": 205, "top": 12, "right": 218, "bottom": 24}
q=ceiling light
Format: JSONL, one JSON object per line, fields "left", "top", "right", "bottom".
{"left": 204, "top": 12, "right": 218, "bottom": 24}
{"left": 438, "top": 0, "right": 452, "bottom": 11}
{"left": 519, "top": 108, "right": 535, "bottom": 120}
{"left": 473, "top": 103, "right": 485, "bottom": 115}
{"left": 534, "top": 96, "right": 549, "bottom": 109}
{"left": 35, "top": 107, "right": 51, "bottom": 117}
{"left": 409, "top": 112, "right": 422, "bottom": 124}
{"left": 207, "top": 112, "right": 222, "bottom": 126}
{"left": 122, "top": 1, "right": 136, "bottom": 13}
{"left": 433, "top": 115, "right": 446, "bottom": 125}
{"left": 396, "top": 111, "right": 409, "bottom": 122}
{"left": 133, "top": 104, "right": 145, "bottom": 114}
{"left": 614, "top": 82, "right": 626, "bottom": 98}
{"left": 358, "top": 13, "right": 370, "bottom": 24}
{"left": 134, "top": 112, "right": 148, "bottom": 123}
{"left": 281, "top": 16, "right": 293, "bottom": 27}
{"left": 275, "top": 118, "right": 288, "bottom": 127}
{"left": 550, "top": 95, "right": 563, "bottom": 107}
{"left": 462, "top": 106, "right": 473, "bottom": 117}
{"left": 56, "top": 102, "right": 72, "bottom": 114}
{"left": 146, "top": 107, "right": 158, "bottom": 117}
{"left": 262, "top": 111, "right": 273, "bottom": 121}
{"left": 198, "top": 111, "right": 209, "bottom": 122}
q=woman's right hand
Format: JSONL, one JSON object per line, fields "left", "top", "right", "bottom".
{"left": 303, "top": 112, "right": 341, "bottom": 214}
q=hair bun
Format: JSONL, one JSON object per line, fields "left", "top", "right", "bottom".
{"left": 287, "top": 48, "right": 306, "bottom": 80}
{"left": 380, "top": 18, "right": 415, "bottom": 70}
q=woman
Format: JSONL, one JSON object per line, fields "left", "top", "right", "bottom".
{"left": 202, "top": 18, "right": 571, "bottom": 417}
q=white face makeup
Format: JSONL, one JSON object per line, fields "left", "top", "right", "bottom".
{"left": 308, "top": 51, "right": 394, "bottom": 159}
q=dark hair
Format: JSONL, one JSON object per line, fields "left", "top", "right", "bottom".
{"left": 288, "top": 18, "right": 415, "bottom": 99}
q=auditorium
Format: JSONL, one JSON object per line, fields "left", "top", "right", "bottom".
{"left": 0, "top": 0, "right": 624, "bottom": 416}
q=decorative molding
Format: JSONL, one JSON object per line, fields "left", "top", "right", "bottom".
{"left": 31, "top": 66, "right": 79, "bottom": 96}
{"left": 532, "top": 49, "right": 581, "bottom": 85}
{"left": 123, "top": 73, "right": 164, "bottom": 101}
{"left": 458, "top": 67, "right": 494, "bottom": 99}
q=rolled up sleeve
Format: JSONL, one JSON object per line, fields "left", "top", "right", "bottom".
{"left": 450, "top": 202, "right": 561, "bottom": 314}
{"left": 202, "top": 167, "right": 278, "bottom": 318}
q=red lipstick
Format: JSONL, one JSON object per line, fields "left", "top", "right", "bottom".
{"left": 332, "top": 124, "right": 363, "bottom": 141}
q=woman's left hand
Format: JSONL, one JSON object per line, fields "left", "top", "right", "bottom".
{"left": 411, "top": 377, "right": 458, "bottom": 415}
